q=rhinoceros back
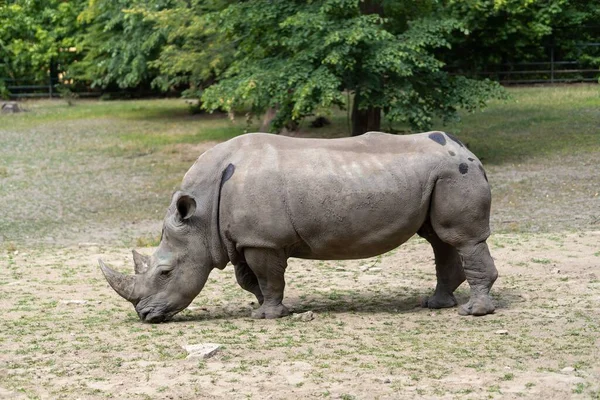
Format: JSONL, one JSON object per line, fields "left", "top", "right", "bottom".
{"left": 212, "top": 132, "right": 472, "bottom": 260}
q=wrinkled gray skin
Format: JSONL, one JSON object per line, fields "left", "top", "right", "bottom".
{"left": 100, "top": 131, "right": 498, "bottom": 323}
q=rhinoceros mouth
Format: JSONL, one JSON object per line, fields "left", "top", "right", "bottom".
{"left": 138, "top": 310, "right": 169, "bottom": 323}
{"left": 136, "top": 303, "right": 182, "bottom": 323}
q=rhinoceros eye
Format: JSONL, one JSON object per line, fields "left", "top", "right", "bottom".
{"left": 160, "top": 269, "right": 172, "bottom": 277}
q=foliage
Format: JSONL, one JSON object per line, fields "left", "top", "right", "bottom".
{"left": 0, "top": 0, "right": 84, "bottom": 82}
{"left": 144, "top": 0, "right": 235, "bottom": 98}
{"left": 71, "top": 0, "right": 171, "bottom": 89}
{"left": 198, "top": 0, "right": 505, "bottom": 133}
{"left": 443, "top": 0, "right": 600, "bottom": 69}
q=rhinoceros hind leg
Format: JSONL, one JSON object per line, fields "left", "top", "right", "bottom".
{"left": 418, "top": 221, "right": 465, "bottom": 309}
{"left": 234, "top": 262, "right": 264, "bottom": 305}
{"left": 244, "top": 248, "right": 290, "bottom": 319}
{"left": 428, "top": 174, "right": 497, "bottom": 316}
{"left": 454, "top": 241, "right": 497, "bottom": 316}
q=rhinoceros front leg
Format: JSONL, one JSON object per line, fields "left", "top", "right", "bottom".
{"left": 244, "top": 248, "right": 290, "bottom": 319}
{"left": 418, "top": 222, "right": 466, "bottom": 309}
{"left": 234, "top": 262, "right": 264, "bottom": 305}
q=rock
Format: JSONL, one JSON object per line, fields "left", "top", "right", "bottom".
{"left": 368, "top": 267, "right": 382, "bottom": 273}
{"left": 1, "top": 102, "right": 25, "bottom": 113}
{"left": 78, "top": 242, "right": 100, "bottom": 248}
{"left": 292, "top": 310, "right": 315, "bottom": 322}
{"left": 495, "top": 329, "right": 509, "bottom": 335}
{"left": 185, "top": 305, "right": 208, "bottom": 312}
{"left": 182, "top": 343, "right": 221, "bottom": 359}
{"left": 310, "top": 116, "right": 331, "bottom": 128}
{"left": 561, "top": 366, "right": 575, "bottom": 373}
{"left": 60, "top": 300, "right": 88, "bottom": 305}
{"left": 359, "top": 262, "right": 379, "bottom": 272}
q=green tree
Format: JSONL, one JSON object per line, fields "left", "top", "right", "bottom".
{"left": 147, "top": 0, "right": 234, "bottom": 98}
{"left": 72, "top": 0, "right": 170, "bottom": 89}
{"left": 196, "top": 0, "right": 504, "bottom": 134}
{"left": 0, "top": 0, "right": 84, "bottom": 84}
{"left": 444, "top": 0, "right": 600, "bottom": 70}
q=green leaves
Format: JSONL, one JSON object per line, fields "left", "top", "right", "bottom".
{"left": 197, "top": 0, "right": 505, "bottom": 132}
{"left": 0, "top": 0, "right": 84, "bottom": 82}
{"left": 70, "top": 0, "right": 167, "bottom": 89}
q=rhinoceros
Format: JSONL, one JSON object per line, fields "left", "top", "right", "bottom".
{"left": 99, "top": 131, "right": 498, "bottom": 323}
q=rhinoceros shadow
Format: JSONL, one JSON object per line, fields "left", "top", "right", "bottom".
{"left": 172, "top": 288, "right": 519, "bottom": 322}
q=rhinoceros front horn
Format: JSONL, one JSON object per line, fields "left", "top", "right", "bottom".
{"left": 98, "top": 259, "right": 137, "bottom": 303}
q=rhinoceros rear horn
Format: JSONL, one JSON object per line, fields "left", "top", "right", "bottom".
{"left": 132, "top": 250, "right": 150, "bottom": 274}
{"left": 98, "top": 259, "right": 137, "bottom": 302}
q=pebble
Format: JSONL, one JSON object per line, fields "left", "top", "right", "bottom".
{"left": 182, "top": 343, "right": 221, "bottom": 359}
{"left": 495, "top": 329, "right": 509, "bottom": 335}
{"left": 60, "top": 300, "right": 88, "bottom": 305}
{"left": 561, "top": 366, "right": 575, "bottom": 373}
{"left": 78, "top": 242, "right": 100, "bottom": 248}
{"left": 292, "top": 310, "right": 315, "bottom": 322}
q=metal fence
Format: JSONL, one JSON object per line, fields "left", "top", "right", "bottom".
{"left": 2, "top": 60, "right": 598, "bottom": 100}
{"left": 3, "top": 77, "right": 59, "bottom": 98}
{"left": 462, "top": 60, "right": 599, "bottom": 84}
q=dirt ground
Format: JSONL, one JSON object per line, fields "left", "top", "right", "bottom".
{"left": 0, "top": 231, "right": 599, "bottom": 399}
{"left": 1, "top": 98, "right": 599, "bottom": 399}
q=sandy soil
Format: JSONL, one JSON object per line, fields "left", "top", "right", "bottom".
{"left": 1, "top": 231, "right": 598, "bottom": 399}
{"left": 1, "top": 100, "right": 599, "bottom": 399}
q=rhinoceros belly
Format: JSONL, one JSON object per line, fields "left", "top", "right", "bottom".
{"left": 282, "top": 152, "right": 433, "bottom": 259}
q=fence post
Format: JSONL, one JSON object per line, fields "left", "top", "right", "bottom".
{"left": 49, "top": 75, "right": 53, "bottom": 98}
{"left": 550, "top": 46, "right": 555, "bottom": 84}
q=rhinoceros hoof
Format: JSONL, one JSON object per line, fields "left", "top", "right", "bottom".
{"left": 251, "top": 303, "right": 290, "bottom": 319}
{"left": 458, "top": 297, "right": 495, "bottom": 316}
{"left": 421, "top": 293, "right": 458, "bottom": 309}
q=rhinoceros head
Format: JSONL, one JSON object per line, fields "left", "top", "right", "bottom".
{"left": 99, "top": 192, "right": 215, "bottom": 323}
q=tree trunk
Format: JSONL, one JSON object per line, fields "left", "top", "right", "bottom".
{"left": 260, "top": 107, "right": 278, "bottom": 132}
{"left": 351, "top": 91, "right": 381, "bottom": 136}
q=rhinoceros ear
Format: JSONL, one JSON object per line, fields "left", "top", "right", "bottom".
{"left": 176, "top": 194, "right": 196, "bottom": 220}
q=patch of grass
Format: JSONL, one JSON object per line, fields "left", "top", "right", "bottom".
{"left": 531, "top": 258, "right": 552, "bottom": 264}
{"left": 573, "top": 382, "right": 586, "bottom": 394}
{"left": 135, "top": 234, "right": 161, "bottom": 248}
{"left": 440, "top": 85, "right": 600, "bottom": 164}
{"left": 501, "top": 372, "right": 515, "bottom": 381}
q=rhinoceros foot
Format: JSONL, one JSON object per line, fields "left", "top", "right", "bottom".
{"left": 458, "top": 296, "right": 495, "bottom": 316}
{"left": 251, "top": 303, "right": 290, "bottom": 319}
{"left": 421, "top": 292, "right": 458, "bottom": 309}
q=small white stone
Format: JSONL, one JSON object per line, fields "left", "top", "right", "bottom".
{"left": 561, "top": 366, "right": 575, "bottom": 373}
{"left": 495, "top": 329, "right": 509, "bottom": 335}
{"left": 292, "top": 311, "right": 315, "bottom": 322}
{"left": 60, "top": 300, "right": 88, "bottom": 305}
{"left": 182, "top": 343, "right": 221, "bottom": 359}
{"left": 369, "top": 267, "right": 382, "bottom": 273}
{"left": 78, "top": 242, "right": 100, "bottom": 248}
